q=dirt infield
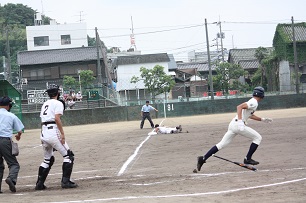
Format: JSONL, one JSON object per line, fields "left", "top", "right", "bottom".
{"left": 1, "top": 107, "right": 306, "bottom": 203}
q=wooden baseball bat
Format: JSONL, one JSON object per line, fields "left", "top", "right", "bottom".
{"left": 213, "top": 154, "right": 257, "bottom": 172}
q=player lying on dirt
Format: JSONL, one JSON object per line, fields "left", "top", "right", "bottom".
{"left": 148, "top": 124, "right": 182, "bottom": 135}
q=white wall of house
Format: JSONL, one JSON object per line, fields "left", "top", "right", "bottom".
{"left": 279, "top": 60, "right": 292, "bottom": 92}
{"left": 26, "top": 22, "right": 88, "bottom": 51}
{"left": 188, "top": 50, "right": 224, "bottom": 63}
{"left": 116, "top": 62, "right": 170, "bottom": 91}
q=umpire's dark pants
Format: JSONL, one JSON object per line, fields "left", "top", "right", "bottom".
{"left": 0, "top": 137, "right": 20, "bottom": 190}
{"left": 140, "top": 112, "right": 154, "bottom": 129}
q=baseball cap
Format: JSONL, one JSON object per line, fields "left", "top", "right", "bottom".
{"left": 0, "top": 96, "right": 12, "bottom": 106}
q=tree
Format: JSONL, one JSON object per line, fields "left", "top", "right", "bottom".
{"left": 251, "top": 69, "right": 262, "bottom": 87}
{"left": 63, "top": 75, "right": 77, "bottom": 90}
{"left": 261, "top": 52, "right": 280, "bottom": 91}
{"left": 212, "top": 62, "right": 244, "bottom": 94}
{"left": 80, "top": 70, "right": 95, "bottom": 89}
{"left": 254, "top": 47, "right": 269, "bottom": 87}
{"left": 254, "top": 47, "right": 281, "bottom": 91}
{"left": 0, "top": 3, "right": 51, "bottom": 82}
{"left": 0, "top": 3, "right": 34, "bottom": 27}
{"left": 130, "top": 65, "right": 175, "bottom": 101}
{"left": 87, "top": 35, "right": 96, "bottom": 46}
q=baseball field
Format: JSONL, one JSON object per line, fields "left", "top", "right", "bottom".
{"left": 1, "top": 107, "right": 306, "bottom": 203}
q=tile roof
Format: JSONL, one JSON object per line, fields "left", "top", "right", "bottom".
{"left": 176, "top": 62, "right": 216, "bottom": 72}
{"left": 116, "top": 53, "right": 170, "bottom": 65}
{"left": 228, "top": 47, "right": 274, "bottom": 69}
{"left": 276, "top": 23, "right": 306, "bottom": 42}
{"left": 238, "top": 60, "right": 260, "bottom": 70}
{"left": 17, "top": 46, "right": 102, "bottom": 65}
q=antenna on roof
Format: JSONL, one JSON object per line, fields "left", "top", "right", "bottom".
{"left": 79, "top": 11, "right": 85, "bottom": 23}
{"left": 41, "top": 0, "right": 44, "bottom": 15}
{"left": 129, "top": 16, "right": 137, "bottom": 51}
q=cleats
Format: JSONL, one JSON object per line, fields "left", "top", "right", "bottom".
{"left": 244, "top": 158, "right": 259, "bottom": 165}
{"left": 61, "top": 180, "right": 78, "bottom": 189}
{"left": 197, "top": 156, "right": 206, "bottom": 171}
{"left": 35, "top": 181, "right": 47, "bottom": 190}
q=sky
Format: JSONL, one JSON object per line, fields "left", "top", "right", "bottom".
{"left": 1, "top": 0, "right": 306, "bottom": 62}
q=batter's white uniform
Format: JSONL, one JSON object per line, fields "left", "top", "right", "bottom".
{"left": 40, "top": 99, "right": 70, "bottom": 168}
{"left": 216, "top": 97, "right": 262, "bottom": 150}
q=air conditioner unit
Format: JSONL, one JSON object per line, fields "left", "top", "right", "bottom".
{"left": 178, "top": 96, "right": 184, "bottom": 102}
{"left": 22, "top": 78, "right": 28, "bottom": 85}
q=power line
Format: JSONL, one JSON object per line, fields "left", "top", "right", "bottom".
{"left": 99, "top": 24, "right": 204, "bottom": 38}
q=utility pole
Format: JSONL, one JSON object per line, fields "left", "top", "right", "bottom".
{"left": 217, "top": 21, "right": 225, "bottom": 62}
{"left": 5, "top": 28, "right": 12, "bottom": 84}
{"left": 291, "top": 16, "right": 300, "bottom": 93}
{"left": 205, "top": 19, "right": 214, "bottom": 100}
{"left": 2, "top": 56, "right": 6, "bottom": 80}
{"left": 95, "top": 27, "right": 102, "bottom": 85}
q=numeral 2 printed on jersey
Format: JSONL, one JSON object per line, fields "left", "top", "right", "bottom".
{"left": 43, "top": 105, "right": 49, "bottom": 115}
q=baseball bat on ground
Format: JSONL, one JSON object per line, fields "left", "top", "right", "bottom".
{"left": 213, "top": 154, "right": 257, "bottom": 172}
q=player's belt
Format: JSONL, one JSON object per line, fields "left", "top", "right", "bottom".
{"left": 41, "top": 121, "right": 56, "bottom": 126}
{"left": 234, "top": 119, "right": 246, "bottom": 125}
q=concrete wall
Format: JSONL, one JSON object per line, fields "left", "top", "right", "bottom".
{"left": 279, "top": 60, "right": 292, "bottom": 92}
{"left": 22, "top": 93, "right": 306, "bottom": 129}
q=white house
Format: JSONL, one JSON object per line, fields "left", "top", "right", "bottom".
{"left": 26, "top": 21, "right": 88, "bottom": 51}
{"left": 115, "top": 53, "right": 172, "bottom": 103}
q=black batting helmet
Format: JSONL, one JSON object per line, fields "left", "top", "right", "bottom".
{"left": 253, "top": 86, "right": 265, "bottom": 98}
{"left": 46, "top": 84, "right": 60, "bottom": 98}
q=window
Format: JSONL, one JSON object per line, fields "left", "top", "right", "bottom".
{"left": 34, "top": 36, "right": 49, "bottom": 46}
{"left": 196, "top": 85, "right": 205, "bottom": 92}
{"left": 61, "top": 35, "right": 71, "bottom": 45}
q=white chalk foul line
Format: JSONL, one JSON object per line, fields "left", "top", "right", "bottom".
{"left": 44, "top": 177, "right": 306, "bottom": 203}
{"left": 117, "top": 118, "right": 166, "bottom": 176}
{"left": 117, "top": 133, "right": 152, "bottom": 176}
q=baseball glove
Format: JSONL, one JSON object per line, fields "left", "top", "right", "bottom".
{"left": 58, "top": 99, "right": 66, "bottom": 110}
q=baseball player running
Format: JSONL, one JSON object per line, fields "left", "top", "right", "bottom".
{"left": 35, "top": 84, "right": 77, "bottom": 190}
{"left": 197, "top": 86, "right": 273, "bottom": 171}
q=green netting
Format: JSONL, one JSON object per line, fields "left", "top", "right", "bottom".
{"left": 0, "top": 80, "right": 23, "bottom": 123}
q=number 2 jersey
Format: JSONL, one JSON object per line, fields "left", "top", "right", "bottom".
{"left": 40, "top": 99, "right": 64, "bottom": 123}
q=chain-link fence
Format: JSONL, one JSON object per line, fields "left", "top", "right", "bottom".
{"left": 19, "top": 82, "right": 306, "bottom": 112}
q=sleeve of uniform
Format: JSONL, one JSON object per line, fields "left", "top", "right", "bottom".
{"left": 149, "top": 105, "right": 155, "bottom": 111}
{"left": 246, "top": 98, "right": 258, "bottom": 111}
{"left": 55, "top": 100, "right": 64, "bottom": 115}
{"left": 12, "top": 114, "right": 25, "bottom": 132}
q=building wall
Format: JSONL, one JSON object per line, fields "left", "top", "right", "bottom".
{"left": 279, "top": 60, "right": 292, "bottom": 92}
{"left": 26, "top": 23, "right": 88, "bottom": 51}
{"left": 116, "top": 62, "right": 170, "bottom": 91}
{"left": 188, "top": 50, "right": 219, "bottom": 62}
{"left": 171, "top": 80, "right": 207, "bottom": 99}
{"left": 21, "top": 61, "right": 97, "bottom": 82}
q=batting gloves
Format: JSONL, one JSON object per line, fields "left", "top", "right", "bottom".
{"left": 261, "top": 118, "right": 273, "bottom": 123}
{"left": 237, "top": 120, "right": 245, "bottom": 131}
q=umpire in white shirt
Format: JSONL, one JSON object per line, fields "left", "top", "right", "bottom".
{"left": 140, "top": 100, "right": 158, "bottom": 129}
{"left": 0, "top": 96, "right": 24, "bottom": 193}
